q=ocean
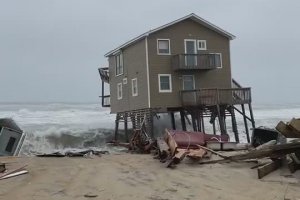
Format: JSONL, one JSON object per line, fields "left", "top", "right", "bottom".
{"left": 0, "top": 102, "right": 299, "bottom": 155}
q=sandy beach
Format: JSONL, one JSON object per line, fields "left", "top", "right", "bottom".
{"left": 0, "top": 153, "right": 299, "bottom": 200}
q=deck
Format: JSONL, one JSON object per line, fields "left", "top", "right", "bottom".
{"left": 180, "top": 88, "right": 251, "bottom": 106}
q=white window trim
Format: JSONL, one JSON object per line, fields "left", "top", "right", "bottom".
{"left": 117, "top": 83, "right": 122, "bottom": 100}
{"left": 210, "top": 53, "right": 223, "bottom": 68}
{"left": 132, "top": 78, "right": 138, "bottom": 97}
{"left": 157, "top": 39, "right": 171, "bottom": 55}
{"left": 182, "top": 75, "right": 195, "bottom": 90}
{"left": 158, "top": 74, "right": 172, "bottom": 93}
{"left": 197, "top": 40, "right": 207, "bottom": 50}
{"left": 115, "top": 52, "right": 124, "bottom": 77}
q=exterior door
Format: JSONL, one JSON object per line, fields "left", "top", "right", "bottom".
{"left": 184, "top": 39, "right": 197, "bottom": 67}
{"left": 182, "top": 75, "right": 195, "bottom": 90}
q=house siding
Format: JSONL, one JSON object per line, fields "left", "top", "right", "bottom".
{"left": 147, "top": 19, "right": 232, "bottom": 109}
{"left": 109, "top": 39, "right": 148, "bottom": 113}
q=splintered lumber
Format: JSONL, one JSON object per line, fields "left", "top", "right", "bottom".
{"left": 289, "top": 118, "right": 300, "bottom": 133}
{"left": 156, "top": 137, "right": 169, "bottom": 159}
{"left": 186, "top": 148, "right": 206, "bottom": 160}
{"left": 276, "top": 121, "right": 300, "bottom": 138}
{"left": 0, "top": 165, "right": 27, "bottom": 179}
{"left": 257, "top": 159, "right": 282, "bottom": 179}
{"left": 200, "top": 142, "right": 300, "bottom": 164}
{"left": 0, "top": 170, "right": 28, "bottom": 180}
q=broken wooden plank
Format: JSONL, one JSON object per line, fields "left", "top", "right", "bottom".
{"left": 0, "top": 165, "right": 27, "bottom": 179}
{"left": 186, "top": 148, "right": 206, "bottom": 160}
{"left": 257, "top": 159, "right": 282, "bottom": 179}
{"left": 288, "top": 118, "right": 300, "bottom": 134}
{"left": 156, "top": 137, "right": 169, "bottom": 160}
{"left": 276, "top": 121, "right": 300, "bottom": 138}
{"left": 0, "top": 170, "right": 28, "bottom": 180}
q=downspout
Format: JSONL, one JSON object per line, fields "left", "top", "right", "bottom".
{"left": 145, "top": 36, "right": 151, "bottom": 108}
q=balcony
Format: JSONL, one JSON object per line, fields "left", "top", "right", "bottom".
{"left": 180, "top": 88, "right": 251, "bottom": 106}
{"left": 172, "top": 53, "right": 222, "bottom": 71}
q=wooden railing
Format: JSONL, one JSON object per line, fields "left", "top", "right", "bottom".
{"left": 181, "top": 88, "right": 251, "bottom": 106}
{"left": 172, "top": 54, "right": 221, "bottom": 71}
{"left": 101, "top": 95, "right": 110, "bottom": 107}
{"left": 98, "top": 67, "right": 109, "bottom": 83}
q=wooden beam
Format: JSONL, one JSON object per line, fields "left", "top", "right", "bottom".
{"left": 241, "top": 104, "right": 250, "bottom": 143}
{"left": 257, "top": 159, "right": 282, "bottom": 179}
{"left": 180, "top": 111, "right": 186, "bottom": 131}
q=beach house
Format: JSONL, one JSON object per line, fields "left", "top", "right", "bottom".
{"left": 98, "top": 13, "right": 255, "bottom": 142}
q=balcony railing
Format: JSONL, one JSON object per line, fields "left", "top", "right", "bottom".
{"left": 180, "top": 88, "right": 251, "bottom": 106}
{"left": 172, "top": 54, "right": 221, "bottom": 71}
{"left": 98, "top": 67, "right": 109, "bottom": 83}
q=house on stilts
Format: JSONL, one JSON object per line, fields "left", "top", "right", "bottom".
{"left": 98, "top": 13, "right": 255, "bottom": 143}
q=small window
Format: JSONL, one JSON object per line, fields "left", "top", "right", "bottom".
{"left": 132, "top": 78, "right": 138, "bottom": 96}
{"left": 123, "top": 78, "right": 127, "bottom": 84}
{"left": 197, "top": 40, "right": 207, "bottom": 50}
{"left": 209, "top": 53, "right": 222, "bottom": 68}
{"left": 116, "top": 53, "right": 123, "bottom": 76}
{"left": 158, "top": 74, "right": 172, "bottom": 93}
{"left": 5, "top": 137, "right": 16, "bottom": 153}
{"left": 117, "top": 83, "right": 122, "bottom": 100}
{"left": 157, "top": 39, "right": 170, "bottom": 55}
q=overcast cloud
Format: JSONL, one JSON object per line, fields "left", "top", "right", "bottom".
{"left": 0, "top": 0, "right": 299, "bottom": 104}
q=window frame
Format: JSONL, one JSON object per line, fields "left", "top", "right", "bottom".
{"left": 131, "top": 78, "right": 138, "bottom": 97}
{"left": 197, "top": 40, "right": 207, "bottom": 50}
{"left": 115, "top": 52, "right": 124, "bottom": 76}
{"left": 157, "top": 39, "right": 171, "bottom": 55}
{"left": 158, "top": 74, "right": 172, "bottom": 93}
{"left": 117, "top": 83, "right": 123, "bottom": 100}
{"left": 209, "top": 53, "right": 223, "bottom": 68}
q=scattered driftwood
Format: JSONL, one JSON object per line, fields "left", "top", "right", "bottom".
{"left": 257, "top": 159, "right": 282, "bottom": 179}
{"left": 200, "top": 142, "right": 300, "bottom": 165}
{"left": 107, "top": 140, "right": 131, "bottom": 149}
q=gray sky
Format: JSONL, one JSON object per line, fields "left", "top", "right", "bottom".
{"left": 1, "top": 0, "right": 300, "bottom": 104}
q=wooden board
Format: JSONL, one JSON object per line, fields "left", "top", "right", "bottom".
{"left": 0, "top": 170, "right": 28, "bottom": 180}
{"left": 276, "top": 121, "right": 300, "bottom": 138}
{"left": 156, "top": 137, "right": 169, "bottom": 159}
{"left": 257, "top": 159, "right": 282, "bottom": 179}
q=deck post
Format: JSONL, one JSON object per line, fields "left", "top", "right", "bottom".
{"left": 200, "top": 111, "right": 205, "bottom": 133}
{"left": 229, "top": 106, "right": 239, "bottom": 143}
{"left": 180, "top": 110, "right": 186, "bottom": 131}
{"left": 124, "top": 113, "right": 129, "bottom": 142}
{"left": 241, "top": 104, "right": 250, "bottom": 143}
{"left": 212, "top": 120, "right": 216, "bottom": 135}
{"left": 101, "top": 80, "right": 105, "bottom": 107}
{"left": 170, "top": 112, "right": 176, "bottom": 130}
{"left": 248, "top": 103, "right": 256, "bottom": 128}
{"left": 191, "top": 112, "right": 197, "bottom": 131}
{"left": 114, "top": 113, "right": 120, "bottom": 141}
{"left": 216, "top": 105, "right": 226, "bottom": 135}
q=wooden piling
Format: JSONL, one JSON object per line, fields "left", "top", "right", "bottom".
{"left": 170, "top": 112, "right": 176, "bottom": 130}
{"left": 241, "top": 104, "right": 250, "bottom": 143}
{"left": 180, "top": 110, "right": 186, "bottom": 131}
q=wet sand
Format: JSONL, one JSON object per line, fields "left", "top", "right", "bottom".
{"left": 0, "top": 153, "right": 300, "bottom": 200}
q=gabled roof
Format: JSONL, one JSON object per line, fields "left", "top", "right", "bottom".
{"left": 105, "top": 13, "right": 235, "bottom": 57}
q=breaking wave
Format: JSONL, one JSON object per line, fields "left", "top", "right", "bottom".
{"left": 0, "top": 102, "right": 300, "bottom": 155}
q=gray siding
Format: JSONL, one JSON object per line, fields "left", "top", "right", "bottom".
{"left": 109, "top": 39, "right": 148, "bottom": 113}
{"left": 147, "top": 19, "right": 232, "bottom": 109}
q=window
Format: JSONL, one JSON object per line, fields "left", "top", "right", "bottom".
{"left": 5, "top": 137, "right": 16, "bottom": 153}
{"left": 117, "top": 83, "right": 122, "bottom": 100}
{"left": 197, "top": 40, "right": 207, "bottom": 50}
{"left": 158, "top": 74, "right": 172, "bottom": 93}
{"left": 132, "top": 78, "right": 138, "bottom": 96}
{"left": 123, "top": 78, "right": 127, "bottom": 84}
{"left": 116, "top": 53, "right": 123, "bottom": 76}
{"left": 209, "top": 53, "right": 222, "bottom": 68}
{"left": 157, "top": 39, "right": 170, "bottom": 55}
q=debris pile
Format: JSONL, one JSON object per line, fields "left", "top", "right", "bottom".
{"left": 36, "top": 149, "right": 109, "bottom": 158}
